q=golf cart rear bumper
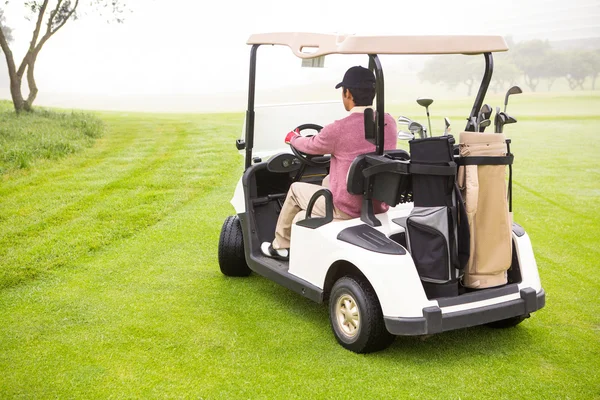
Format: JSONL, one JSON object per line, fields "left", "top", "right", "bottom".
{"left": 384, "top": 287, "right": 545, "bottom": 336}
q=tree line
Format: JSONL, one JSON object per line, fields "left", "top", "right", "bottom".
{"left": 419, "top": 38, "right": 600, "bottom": 95}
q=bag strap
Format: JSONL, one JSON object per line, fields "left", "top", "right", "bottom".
{"left": 453, "top": 182, "right": 470, "bottom": 270}
{"left": 456, "top": 155, "right": 514, "bottom": 166}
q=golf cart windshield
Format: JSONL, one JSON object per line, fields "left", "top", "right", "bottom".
{"left": 241, "top": 101, "right": 348, "bottom": 158}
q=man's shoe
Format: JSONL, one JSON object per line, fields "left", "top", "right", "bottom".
{"left": 260, "top": 242, "right": 289, "bottom": 261}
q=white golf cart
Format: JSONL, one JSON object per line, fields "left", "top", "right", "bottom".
{"left": 218, "top": 33, "right": 545, "bottom": 353}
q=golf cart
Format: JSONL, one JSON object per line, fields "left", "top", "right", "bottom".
{"left": 218, "top": 33, "right": 545, "bottom": 353}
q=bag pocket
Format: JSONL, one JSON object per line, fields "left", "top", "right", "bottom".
{"left": 406, "top": 206, "right": 452, "bottom": 283}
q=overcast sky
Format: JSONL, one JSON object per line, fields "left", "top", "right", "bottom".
{"left": 1, "top": 0, "right": 599, "bottom": 111}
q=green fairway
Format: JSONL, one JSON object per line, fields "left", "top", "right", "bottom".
{"left": 0, "top": 93, "right": 599, "bottom": 399}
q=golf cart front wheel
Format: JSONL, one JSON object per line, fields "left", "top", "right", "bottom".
{"left": 218, "top": 215, "right": 251, "bottom": 277}
{"left": 329, "top": 277, "right": 394, "bottom": 353}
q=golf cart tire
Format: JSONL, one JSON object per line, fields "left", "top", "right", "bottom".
{"left": 486, "top": 314, "right": 528, "bottom": 329}
{"left": 329, "top": 276, "right": 395, "bottom": 353}
{"left": 218, "top": 215, "right": 251, "bottom": 277}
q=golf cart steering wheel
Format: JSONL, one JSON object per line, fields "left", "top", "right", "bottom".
{"left": 289, "top": 123, "right": 330, "bottom": 168}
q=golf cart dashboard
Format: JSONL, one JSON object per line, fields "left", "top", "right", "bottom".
{"left": 267, "top": 153, "right": 302, "bottom": 173}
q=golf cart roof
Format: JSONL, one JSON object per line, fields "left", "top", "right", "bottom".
{"left": 247, "top": 33, "right": 508, "bottom": 58}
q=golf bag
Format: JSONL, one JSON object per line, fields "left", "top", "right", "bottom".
{"left": 457, "top": 131, "right": 513, "bottom": 289}
{"left": 406, "top": 136, "right": 470, "bottom": 298}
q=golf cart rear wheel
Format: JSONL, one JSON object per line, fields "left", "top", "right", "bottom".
{"left": 487, "top": 315, "right": 528, "bottom": 329}
{"left": 218, "top": 216, "right": 251, "bottom": 277}
{"left": 329, "top": 277, "right": 394, "bottom": 353}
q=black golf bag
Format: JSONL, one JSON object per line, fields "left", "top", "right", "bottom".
{"left": 406, "top": 135, "right": 470, "bottom": 298}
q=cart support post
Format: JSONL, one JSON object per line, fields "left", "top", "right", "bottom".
{"left": 465, "top": 52, "right": 494, "bottom": 132}
{"left": 368, "top": 54, "right": 385, "bottom": 155}
{"left": 245, "top": 44, "right": 260, "bottom": 170}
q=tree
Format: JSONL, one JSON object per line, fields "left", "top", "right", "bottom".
{"left": 490, "top": 52, "right": 521, "bottom": 94}
{"left": 565, "top": 50, "right": 593, "bottom": 90}
{"left": 582, "top": 50, "right": 600, "bottom": 90}
{"left": 511, "top": 40, "right": 553, "bottom": 92}
{"left": 418, "top": 55, "right": 481, "bottom": 96}
{"left": 0, "top": 9, "right": 13, "bottom": 88}
{"left": 538, "top": 51, "right": 568, "bottom": 91}
{"left": 0, "top": 1, "right": 126, "bottom": 113}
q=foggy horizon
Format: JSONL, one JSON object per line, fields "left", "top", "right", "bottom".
{"left": 0, "top": 0, "right": 599, "bottom": 113}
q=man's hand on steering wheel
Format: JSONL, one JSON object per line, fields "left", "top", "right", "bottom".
{"left": 284, "top": 128, "right": 300, "bottom": 144}
{"left": 286, "top": 124, "right": 330, "bottom": 168}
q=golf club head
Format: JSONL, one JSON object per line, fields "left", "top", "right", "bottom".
{"left": 470, "top": 116, "right": 478, "bottom": 132}
{"left": 408, "top": 121, "right": 424, "bottom": 139}
{"left": 504, "top": 115, "right": 517, "bottom": 124}
{"left": 397, "top": 115, "right": 413, "bottom": 125}
{"left": 496, "top": 112, "right": 508, "bottom": 133}
{"left": 479, "top": 119, "right": 491, "bottom": 130}
{"left": 408, "top": 121, "right": 423, "bottom": 132}
{"left": 494, "top": 107, "right": 500, "bottom": 133}
{"left": 444, "top": 117, "right": 451, "bottom": 129}
{"left": 397, "top": 131, "right": 415, "bottom": 140}
{"left": 481, "top": 104, "right": 493, "bottom": 120}
{"left": 416, "top": 97, "right": 433, "bottom": 108}
{"left": 504, "top": 86, "right": 523, "bottom": 112}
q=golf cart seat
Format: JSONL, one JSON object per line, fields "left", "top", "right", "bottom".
{"left": 347, "top": 152, "right": 412, "bottom": 227}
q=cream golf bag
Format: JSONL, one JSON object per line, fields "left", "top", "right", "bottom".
{"left": 457, "top": 131, "right": 514, "bottom": 289}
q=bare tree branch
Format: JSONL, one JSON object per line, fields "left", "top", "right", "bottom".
{"left": 17, "top": 0, "right": 50, "bottom": 77}
{"left": 33, "top": 0, "right": 78, "bottom": 55}
{"left": 50, "top": 0, "right": 78, "bottom": 35}
{"left": 0, "top": 23, "right": 17, "bottom": 77}
{"left": 30, "top": 0, "right": 50, "bottom": 51}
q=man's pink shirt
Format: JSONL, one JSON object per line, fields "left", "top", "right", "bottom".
{"left": 290, "top": 108, "right": 397, "bottom": 218}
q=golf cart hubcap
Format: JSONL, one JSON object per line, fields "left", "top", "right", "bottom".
{"left": 336, "top": 294, "right": 360, "bottom": 338}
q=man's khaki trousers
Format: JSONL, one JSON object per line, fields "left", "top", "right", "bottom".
{"left": 272, "top": 177, "right": 351, "bottom": 250}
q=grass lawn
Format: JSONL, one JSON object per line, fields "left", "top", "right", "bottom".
{"left": 0, "top": 102, "right": 104, "bottom": 174}
{"left": 0, "top": 93, "right": 599, "bottom": 399}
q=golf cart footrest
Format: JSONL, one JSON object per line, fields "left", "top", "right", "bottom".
{"left": 337, "top": 225, "right": 406, "bottom": 255}
{"left": 384, "top": 288, "right": 545, "bottom": 336}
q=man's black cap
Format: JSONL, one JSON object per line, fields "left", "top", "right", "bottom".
{"left": 335, "top": 66, "right": 376, "bottom": 89}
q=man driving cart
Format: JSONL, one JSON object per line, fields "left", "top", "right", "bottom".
{"left": 261, "top": 66, "right": 398, "bottom": 260}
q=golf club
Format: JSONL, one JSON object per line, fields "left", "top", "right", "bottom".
{"left": 479, "top": 104, "right": 493, "bottom": 132}
{"left": 471, "top": 116, "right": 478, "bottom": 132}
{"left": 503, "top": 115, "right": 517, "bottom": 130}
{"left": 397, "top": 116, "right": 413, "bottom": 125}
{"left": 494, "top": 106, "right": 501, "bottom": 133}
{"left": 397, "top": 131, "right": 415, "bottom": 140}
{"left": 397, "top": 115, "right": 414, "bottom": 139}
{"left": 444, "top": 117, "right": 451, "bottom": 136}
{"left": 504, "top": 86, "right": 522, "bottom": 113}
{"left": 479, "top": 119, "right": 491, "bottom": 131}
{"left": 496, "top": 112, "right": 517, "bottom": 133}
{"left": 416, "top": 98, "right": 433, "bottom": 137}
{"left": 409, "top": 121, "right": 425, "bottom": 139}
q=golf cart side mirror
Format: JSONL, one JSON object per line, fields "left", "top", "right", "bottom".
{"left": 397, "top": 131, "right": 414, "bottom": 140}
{"left": 236, "top": 139, "right": 246, "bottom": 150}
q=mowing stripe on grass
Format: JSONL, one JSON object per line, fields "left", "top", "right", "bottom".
{"left": 0, "top": 96, "right": 598, "bottom": 399}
